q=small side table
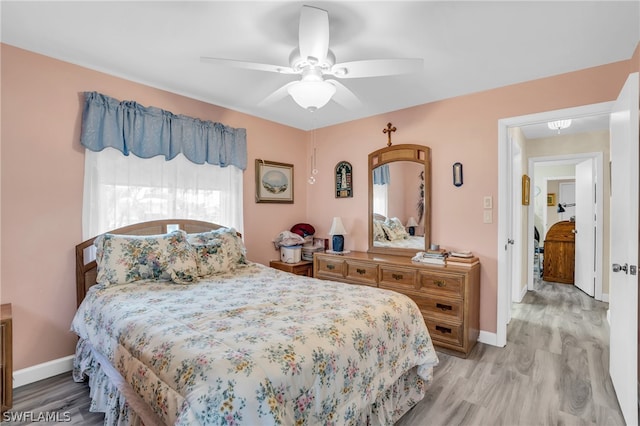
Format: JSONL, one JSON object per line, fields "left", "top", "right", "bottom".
{"left": 1, "top": 303, "right": 12, "bottom": 414}
{"left": 270, "top": 260, "right": 313, "bottom": 277}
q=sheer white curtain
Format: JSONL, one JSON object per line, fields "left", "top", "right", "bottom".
{"left": 83, "top": 148, "right": 243, "bottom": 239}
{"left": 373, "top": 184, "right": 388, "bottom": 218}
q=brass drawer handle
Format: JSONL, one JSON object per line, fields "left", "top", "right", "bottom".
{"left": 436, "top": 303, "right": 452, "bottom": 311}
{"left": 435, "top": 325, "right": 452, "bottom": 334}
{"left": 356, "top": 268, "right": 366, "bottom": 275}
{"left": 327, "top": 264, "right": 335, "bottom": 270}
{"left": 434, "top": 280, "right": 446, "bottom": 287}
{"left": 392, "top": 273, "right": 403, "bottom": 280}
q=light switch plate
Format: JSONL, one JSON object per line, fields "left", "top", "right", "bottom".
{"left": 483, "top": 196, "right": 493, "bottom": 209}
{"left": 483, "top": 210, "right": 493, "bottom": 224}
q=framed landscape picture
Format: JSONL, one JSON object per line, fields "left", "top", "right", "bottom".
{"left": 255, "top": 159, "right": 294, "bottom": 203}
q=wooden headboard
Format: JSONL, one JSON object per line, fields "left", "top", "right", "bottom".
{"left": 75, "top": 219, "right": 230, "bottom": 307}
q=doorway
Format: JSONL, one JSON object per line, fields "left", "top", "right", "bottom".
{"left": 528, "top": 154, "right": 602, "bottom": 297}
{"left": 496, "top": 101, "right": 613, "bottom": 347}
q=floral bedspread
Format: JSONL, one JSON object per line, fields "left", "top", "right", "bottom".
{"left": 71, "top": 262, "right": 438, "bottom": 425}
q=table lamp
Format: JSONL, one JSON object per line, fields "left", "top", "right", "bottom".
{"left": 406, "top": 217, "right": 419, "bottom": 236}
{"left": 328, "top": 217, "right": 348, "bottom": 252}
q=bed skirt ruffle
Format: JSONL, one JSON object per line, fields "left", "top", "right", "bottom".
{"left": 73, "top": 338, "right": 163, "bottom": 426}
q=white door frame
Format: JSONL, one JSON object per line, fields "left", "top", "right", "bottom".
{"left": 496, "top": 101, "right": 613, "bottom": 347}
{"left": 510, "top": 140, "right": 523, "bottom": 307}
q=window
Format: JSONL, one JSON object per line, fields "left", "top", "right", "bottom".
{"left": 82, "top": 148, "right": 243, "bottom": 239}
{"left": 373, "top": 183, "right": 388, "bottom": 218}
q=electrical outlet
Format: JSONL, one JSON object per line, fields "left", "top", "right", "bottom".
{"left": 483, "top": 196, "right": 493, "bottom": 209}
{"left": 483, "top": 210, "right": 493, "bottom": 224}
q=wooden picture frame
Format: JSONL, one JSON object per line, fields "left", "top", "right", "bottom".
{"left": 522, "top": 174, "right": 530, "bottom": 205}
{"left": 255, "top": 159, "right": 294, "bottom": 203}
{"left": 547, "top": 193, "right": 556, "bottom": 206}
{"left": 335, "top": 161, "right": 353, "bottom": 198}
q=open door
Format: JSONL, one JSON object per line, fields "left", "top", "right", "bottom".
{"left": 574, "top": 159, "right": 595, "bottom": 296}
{"left": 609, "top": 72, "right": 639, "bottom": 426}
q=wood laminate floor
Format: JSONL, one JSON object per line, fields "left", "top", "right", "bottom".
{"left": 397, "top": 279, "right": 625, "bottom": 426}
{"left": 6, "top": 279, "right": 625, "bottom": 425}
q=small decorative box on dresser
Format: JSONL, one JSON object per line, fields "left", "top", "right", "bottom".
{"left": 1, "top": 303, "right": 12, "bottom": 414}
{"left": 269, "top": 260, "right": 314, "bottom": 277}
{"left": 314, "top": 251, "right": 480, "bottom": 357}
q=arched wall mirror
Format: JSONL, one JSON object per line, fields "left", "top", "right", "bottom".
{"left": 368, "top": 144, "right": 431, "bottom": 257}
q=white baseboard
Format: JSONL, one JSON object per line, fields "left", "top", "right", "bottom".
{"left": 13, "top": 355, "right": 74, "bottom": 389}
{"left": 478, "top": 330, "right": 499, "bottom": 346}
{"left": 518, "top": 284, "right": 528, "bottom": 303}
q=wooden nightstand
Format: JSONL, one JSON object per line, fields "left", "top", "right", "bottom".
{"left": 1, "top": 303, "right": 12, "bottom": 414}
{"left": 269, "top": 260, "right": 313, "bottom": 277}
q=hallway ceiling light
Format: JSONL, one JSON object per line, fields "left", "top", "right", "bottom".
{"left": 547, "top": 119, "right": 572, "bottom": 133}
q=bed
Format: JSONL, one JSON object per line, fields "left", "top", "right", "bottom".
{"left": 372, "top": 217, "right": 424, "bottom": 251}
{"left": 71, "top": 219, "right": 438, "bottom": 425}
{"left": 373, "top": 235, "right": 424, "bottom": 250}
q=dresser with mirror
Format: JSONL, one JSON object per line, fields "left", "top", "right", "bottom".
{"left": 314, "top": 138, "right": 480, "bottom": 357}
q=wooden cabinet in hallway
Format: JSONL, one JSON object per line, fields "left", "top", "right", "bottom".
{"left": 543, "top": 220, "right": 575, "bottom": 284}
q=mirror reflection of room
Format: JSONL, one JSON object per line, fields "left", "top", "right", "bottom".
{"left": 372, "top": 161, "right": 425, "bottom": 250}
{"left": 368, "top": 143, "right": 431, "bottom": 257}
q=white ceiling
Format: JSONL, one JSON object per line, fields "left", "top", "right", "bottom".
{"left": 2, "top": 1, "right": 638, "bottom": 132}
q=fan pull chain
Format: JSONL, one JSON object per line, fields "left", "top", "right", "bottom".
{"left": 308, "top": 116, "right": 319, "bottom": 184}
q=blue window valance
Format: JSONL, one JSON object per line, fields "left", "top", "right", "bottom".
{"left": 80, "top": 91, "right": 247, "bottom": 170}
{"left": 373, "top": 164, "right": 391, "bottom": 185}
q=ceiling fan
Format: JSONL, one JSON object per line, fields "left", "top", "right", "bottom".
{"left": 201, "top": 5, "right": 423, "bottom": 111}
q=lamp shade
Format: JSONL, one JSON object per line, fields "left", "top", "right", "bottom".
{"left": 288, "top": 80, "right": 336, "bottom": 110}
{"left": 328, "top": 217, "right": 348, "bottom": 235}
{"left": 405, "top": 217, "right": 419, "bottom": 227}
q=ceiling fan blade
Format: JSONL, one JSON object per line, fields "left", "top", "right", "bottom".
{"left": 325, "top": 79, "right": 362, "bottom": 109}
{"left": 329, "top": 58, "right": 423, "bottom": 79}
{"left": 298, "top": 5, "right": 329, "bottom": 64}
{"left": 258, "top": 81, "right": 298, "bottom": 107}
{"left": 200, "top": 57, "right": 297, "bottom": 74}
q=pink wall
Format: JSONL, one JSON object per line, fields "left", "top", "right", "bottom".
{"left": 1, "top": 42, "right": 635, "bottom": 371}
{"left": 305, "top": 59, "right": 632, "bottom": 335}
{"left": 1, "top": 44, "right": 307, "bottom": 370}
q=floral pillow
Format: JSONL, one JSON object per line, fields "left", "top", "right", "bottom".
{"left": 187, "top": 227, "right": 247, "bottom": 277}
{"left": 382, "top": 217, "right": 409, "bottom": 241}
{"left": 94, "top": 230, "right": 199, "bottom": 286}
{"left": 190, "top": 241, "right": 236, "bottom": 277}
{"left": 373, "top": 219, "right": 387, "bottom": 241}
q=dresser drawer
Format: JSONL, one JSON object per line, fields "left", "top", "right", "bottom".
{"left": 424, "top": 318, "right": 464, "bottom": 347}
{"left": 419, "top": 272, "right": 464, "bottom": 298}
{"left": 315, "top": 257, "right": 345, "bottom": 280}
{"left": 416, "top": 296, "right": 463, "bottom": 322}
{"left": 345, "top": 260, "right": 378, "bottom": 286}
{"left": 379, "top": 266, "right": 417, "bottom": 290}
{"left": 314, "top": 251, "right": 480, "bottom": 358}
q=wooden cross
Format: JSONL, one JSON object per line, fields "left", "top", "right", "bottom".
{"left": 382, "top": 122, "right": 396, "bottom": 146}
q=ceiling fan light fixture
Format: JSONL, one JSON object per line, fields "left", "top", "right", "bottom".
{"left": 547, "top": 119, "right": 572, "bottom": 131}
{"left": 288, "top": 80, "right": 336, "bottom": 110}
